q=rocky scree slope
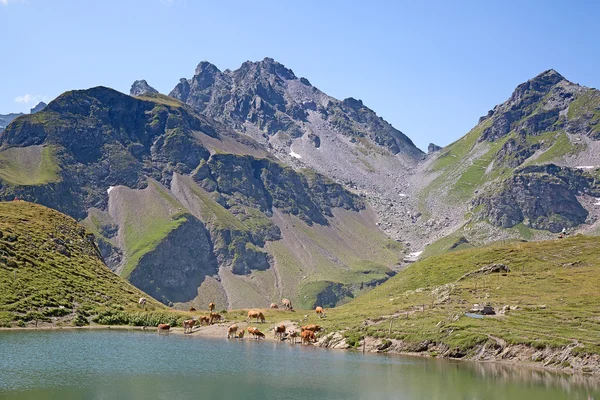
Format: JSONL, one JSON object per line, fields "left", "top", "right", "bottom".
{"left": 414, "top": 69, "right": 600, "bottom": 256}
{"left": 0, "top": 201, "right": 165, "bottom": 328}
{"left": 0, "top": 88, "right": 401, "bottom": 309}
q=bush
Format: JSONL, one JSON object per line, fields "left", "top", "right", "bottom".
{"left": 72, "top": 315, "right": 89, "bottom": 327}
{"left": 344, "top": 331, "right": 364, "bottom": 348}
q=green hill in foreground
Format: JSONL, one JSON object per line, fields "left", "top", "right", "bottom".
{"left": 0, "top": 201, "right": 172, "bottom": 328}
{"left": 318, "top": 235, "right": 600, "bottom": 373}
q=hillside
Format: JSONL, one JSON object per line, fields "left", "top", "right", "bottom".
{"left": 0, "top": 87, "right": 403, "bottom": 309}
{"left": 316, "top": 235, "right": 600, "bottom": 374}
{"left": 0, "top": 201, "right": 166, "bottom": 328}
{"left": 409, "top": 70, "right": 600, "bottom": 257}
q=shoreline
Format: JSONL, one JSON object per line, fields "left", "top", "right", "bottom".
{"left": 2, "top": 322, "right": 599, "bottom": 377}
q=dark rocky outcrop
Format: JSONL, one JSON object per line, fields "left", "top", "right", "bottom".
{"left": 129, "top": 216, "right": 218, "bottom": 304}
{"left": 473, "top": 164, "right": 600, "bottom": 232}
{"left": 428, "top": 143, "right": 442, "bottom": 153}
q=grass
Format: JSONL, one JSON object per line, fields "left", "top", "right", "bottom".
{"left": 525, "top": 132, "right": 586, "bottom": 165}
{"left": 0, "top": 145, "right": 61, "bottom": 185}
{"left": 315, "top": 235, "right": 600, "bottom": 357}
{"left": 0, "top": 201, "right": 166, "bottom": 327}
{"left": 567, "top": 90, "right": 600, "bottom": 134}
{"left": 137, "top": 93, "right": 185, "bottom": 108}
{"left": 119, "top": 181, "right": 189, "bottom": 278}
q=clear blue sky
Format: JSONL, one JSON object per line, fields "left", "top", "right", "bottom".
{"left": 1, "top": 0, "right": 599, "bottom": 150}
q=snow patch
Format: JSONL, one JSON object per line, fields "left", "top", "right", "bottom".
{"left": 107, "top": 186, "right": 115, "bottom": 194}
{"left": 398, "top": 193, "right": 407, "bottom": 197}
{"left": 290, "top": 150, "right": 302, "bottom": 159}
{"left": 403, "top": 251, "right": 423, "bottom": 263}
{"left": 595, "top": 198, "right": 600, "bottom": 206}
{"left": 576, "top": 166, "right": 596, "bottom": 169}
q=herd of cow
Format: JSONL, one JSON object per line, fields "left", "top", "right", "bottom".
{"left": 152, "top": 298, "right": 326, "bottom": 345}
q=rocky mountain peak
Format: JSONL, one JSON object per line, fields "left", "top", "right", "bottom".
{"left": 130, "top": 80, "right": 159, "bottom": 97}
{"left": 30, "top": 102, "right": 47, "bottom": 114}
{"left": 194, "top": 61, "right": 221, "bottom": 78}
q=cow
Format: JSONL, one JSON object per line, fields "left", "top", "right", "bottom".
{"left": 209, "top": 312, "right": 222, "bottom": 325}
{"left": 282, "top": 298, "right": 293, "bottom": 311}
{"left": 273, "top": 324, "right": 286, "bottom": 340}
{"left": 209, "top": 302, "right": 216, "bottom": 312}
{"left": 183, "top": 319, "right": 196, "bottom": 334}
{"left": 157, "top": 323, "right": 170, "bottom": 333}
{"left": 227, "top": 324, "right": 238, "bottom": 339}
{"left": 315, "top": 306, "right": 325, "bottom": 318}
{"left": 237, "top": 328, "right": 245, "bottom": 339}
{"left": 301, "top": 330, "right": 316, "bottom": 345}
{"left": 199, "top": 316, "right": 211, "bottom": 326}
{"left": 301, "top": 324, "right": 322, "bottom": 333}
{"left": 247, "top": 310, "right": 265, "bottom": 323}
{"left": 253, "top": 329, "right": 265, "bottom": 340}
{"left": 138, "top": 297, "right": 147, "bottom": 308}
{"left": 288, "top": 329, "right": 298, "bottom": 344}
{"left": 270, "top": 303, "right": 279, "bottom": 309}
{"left": 247, "top": 326, "right": 258, "bottom": 338}
{"left": 189, "top": 307, "right": 197, "bottom": 312}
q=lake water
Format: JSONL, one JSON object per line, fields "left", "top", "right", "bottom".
{"left": 0, "top": 330, "right": 598, "bottom": 399}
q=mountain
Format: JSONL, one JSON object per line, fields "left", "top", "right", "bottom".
{"left": 0, "top": 87, "right": 402, "bottom": 309}
{"left": 0, "top": 102, "right": 48, "bottom": 133}
{"left": 0, "top": 201, "right": 165, "bottom": 328}
{"left": 30, "top": 101, "right": 47, "bottom": 114}
{"left": 0, "top": 112, "right": 23, "bottom": 132}
{"left": 410, "top": 69, "right": 600, "bottom": 256}
{"left": 167, "top": 58, "right": 426, "bottom": 249}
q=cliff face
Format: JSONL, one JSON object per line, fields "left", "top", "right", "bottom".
{"left": 0, "top": 87, "right": 401, "bottom": 308}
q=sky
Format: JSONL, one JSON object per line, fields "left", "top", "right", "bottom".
{"left": 1, "top": 0, "right": 599, "bottom": 151}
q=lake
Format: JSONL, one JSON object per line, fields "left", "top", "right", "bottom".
{"left": 0, "top": 330, "right": 598, "bottom": 399}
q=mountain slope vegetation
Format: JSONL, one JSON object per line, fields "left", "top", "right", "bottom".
{"left": 317, "top": 235, "right": 600, "bottom": 373}
{"left": 0, "top": 201, "right": 166, "bottom": 328}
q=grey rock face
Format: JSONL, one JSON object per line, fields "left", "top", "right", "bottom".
{"left": 30, "top": 102, "right": 47, "bottom": 114}
{"left": 169, "top": 57, "right": 423, "bottom": 158}
{"left": 428, "top": 143, "right": 442, "bottom": 153}
{"left": 130, "top": 80, "right": 159, "bottom": 96}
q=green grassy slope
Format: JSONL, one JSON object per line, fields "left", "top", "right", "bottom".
{"left": 320, "top": 236, "right": 600, "bottom": 360}
{"left": 0, "top": 145, "right": 61, "bottom": 185}
{"left": 0, "top": 201, "right": 168, "bottom": 328}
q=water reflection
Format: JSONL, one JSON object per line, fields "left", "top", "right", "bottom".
{"left": 0, "top": 330, "right": 597, "bottom": 400}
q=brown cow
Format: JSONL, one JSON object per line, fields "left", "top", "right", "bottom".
{"left": 301, "top": 324, "right": 322, "bottom": 332}
{"left": 247, "top": 310, "right": 265, "bottom": 323}
{"left": 253, "top": 329, "right": 265, "bottom": 340}
{"left": 237, "top": 328, "right": 245, "bottom": 339}
{"left": 227, "top": 324, "right": 238, "bottom": 339}
{"left": 282, "top": 298, "right": 293, "bottom": 311}
{"left": 270, "top": 303, "right": 279, "bottom": 309}
{"left": 209, "top": 312, "right": 222, "bottom": 324}
{"left": 247, "top": 326, "right": 258, "bottom": 338}
{"left": 209, "top": 302, "right": 215, "bottom": 312}
{"left": 157, "top": 323, "right": 170, "bottom": 333}
{"left": 183, "top": 319, "right": 196, "bottom": 334}
{"left": 199, "top": 316, "right": 210, "bottom": 326}
{"left": 273, "top": 324, "right": 286, "bottom": 340}
{"left": 315, "top": 306, "right": 325, "bottom": 318}
{"left": 301, "top": 330, "right": 316, "bottom": 345}
{"left": 189, "top": 307, "right": 197, "bottom": 312}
